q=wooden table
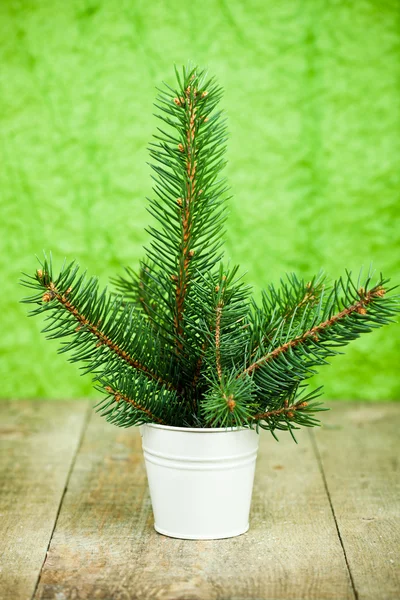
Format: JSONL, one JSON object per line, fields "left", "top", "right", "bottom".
{"left": 0, "top": 401, "right": 398, "bottom": 600}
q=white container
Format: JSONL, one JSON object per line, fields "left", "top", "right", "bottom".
{"left": 140, "top": 423, "right": 260, "bottom": 540}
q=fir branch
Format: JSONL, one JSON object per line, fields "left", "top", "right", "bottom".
{"left": 201, "top": 371, "right": 259, "bottom": 428}
{"left": 40, "top": 277, "right": 166, "bottom": 385}
{"left": 242, "top": 282, "right": 387, "bottom": 378}
{"left": 174, "top": 84, "right": 198, "bottom": 350}
{"left": 146, "top": 64, "right": 228, "bottom": 373}
{"left": 249, "top": 273, "right": 326, "bottom": 360}
{"left": 94, "top": 370, "right": 185, "bottom": 428}
{"left": 252, "top": 398, "right": 309, "bottom": 421}
{"left": 22, "top": 258, "right": 177, "bottom": 393}
{"left": 103, "top": 384, "right": 166, "bottom": 425}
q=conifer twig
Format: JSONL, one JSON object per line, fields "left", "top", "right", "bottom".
{"left": 174, "top": 84, "right": 198, "bottom": 351}
{"left": 250, "top": 282, "right": 319, "bottom": 359}
{"left": 251, "top": 399, "right": 308, "bottom": 422}
{"left": 241, "top": 285, "right": 386, "bottom": 377}
{"left": 41, "top": 278, "right": 175, "bottom": 390}
{"left": 104, "top": 385, "right": 167, "bottom": 425}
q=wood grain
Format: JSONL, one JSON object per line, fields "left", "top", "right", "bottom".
{"left": 34, "top": 410, "right": 353, "bottom": 600}
{"left": 0, "top": 400, "right": 89, "bottom": 600}
{"left": 312, "top": 402, "right": 400, "bottom": 600}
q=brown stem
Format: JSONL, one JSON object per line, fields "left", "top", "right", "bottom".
{"left": 241, "top": 286, "right": 385, "bottom": 378}
{"left": 42, "top": 280, "right": 175, "bottom": 391}
{"left": 215, "top": 303, "right": 223, "bottom": 380}
{"left": 104, "top": 385, "right": 166, "bottom": 425}
{"left": 174, "top": 85, "right": 198, "bottom": 351}
{"left": 251, "top": 400, "right": 308, "bottom": 422}
{"left": 250, "top": 286, "right": 318, "bottom": 360}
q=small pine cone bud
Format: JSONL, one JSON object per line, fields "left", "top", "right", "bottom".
{"left": 115, "top": 394, "right": 121, "bottom": 403}
{"left": 227, "top": 396, "right": 236, "bottom": 412}
{"left": 75, "top": 325, "right": 82, "bottom": 332}
{"left": 173, "top": 97, "right": 181, "bottom": 106}
{"left": 105, "top": 386, "right": 113, "bottom": 394}
{"left": 215, "top": 285, "right": 220, "bottom": 292}
{"left": 358, "top": 287, "right": 365, "bottom": 297}
{"left": 178, "top": 143, "right": 184, "bottom": 152}
{"left": 37, "top": 269, "right": 43, "bottom": 280}
{"left": 284, "top": 399, "right": 289, "bottom": 408}
{"left": 171, "top": 274, "right": 178, "bottom": 282}
{"left": 96, "top": 342, "right": 102, "bottom": 347}
{"left": 65, "top": 287, "right": 72, "bottom": 295}
{"left": 188, "top": 249, "right": 195, "bottom": 258}
{"left": 287, "top": 411, "right": 294, "bottom": 419}
{"left": 203, "top": 116, "right": 209, "bottom": 122}
{"left": 297, "top": 401, "right": 308, "bottom": 409}
{"left": 177, "top": 197, "right": 183, "bottom": 206}
{"left": 201, "top": 90, "right": 208, "bottom": 97}
{"left": 357, "top": 306, "right": 367, "bottom": 315}
{"left": 42, "top": 292, "right": 53, "bottom": 303}
{"left": 375, "top": 287, "right": 386, "bottom": 297}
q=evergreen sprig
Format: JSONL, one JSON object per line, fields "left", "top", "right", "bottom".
{"left": 21, "top": 64, "right": 399, "bottom": 439}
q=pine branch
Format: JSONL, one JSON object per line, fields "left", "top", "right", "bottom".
{"left": 250, "top": 385, "right": 328, "bottom": 442}
{"left": 242, "top": 280, "right": 387, "bottom": 378}
{"left": 249, "top": 272, "right": 326, "bottom": 360}
{"left": 21, "top": 257, "right": 177, "bottom": 391}
{"left": 201, "top": 371, "right": 259, "bottom": 428}
{"left": 102, "top": 384, "right": 167, "bottom": 425}
{"left": 144, "top": 64, "right": 229, "bottom": 373}
{"left": 173, "top": 84, "right": 197, "bottom": 350}
{"left": 94, "top": 370, "right": 186, "bottom": 428}
{"left": 42, "top": 277, "right": 165, "bottom": 385}
{"left": 237, "top": 271, "right": 399, "bottom": 425}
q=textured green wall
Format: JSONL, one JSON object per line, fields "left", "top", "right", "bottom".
{"left": 1, "top": 0, "right": 399, "bottom": 400}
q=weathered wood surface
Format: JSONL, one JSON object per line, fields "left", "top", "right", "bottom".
{"left": 0, "top": 402, "right": 398, "bottom": 600}
{"left": 34, "top": 409, "right": 353, "bottom": 600}
{"left": 312, "top": 403, "right": 400, "bottom": 600}
{"left": 0, "top": 400, "right": 89, "bottom": 600}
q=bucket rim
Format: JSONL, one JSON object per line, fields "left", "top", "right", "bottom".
{"left": 142, "top": 423, "right": 257, "bottom": 434}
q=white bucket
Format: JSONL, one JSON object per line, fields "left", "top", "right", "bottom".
{"left": 140, "top": 423, "right": 260, "bottom": 540}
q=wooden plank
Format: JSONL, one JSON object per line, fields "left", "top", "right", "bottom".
{"left": 0, "top": 400, "right": 89, "bottom": 600}
{"left": 312, "top": 402, "right": 400, "bottom": 600}
{"left": 35, "top": 410, "right": 353, "bottom": 600}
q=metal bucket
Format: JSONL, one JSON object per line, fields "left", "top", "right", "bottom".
{"left": 140, "top": 424, "right": 260, "bottom": 540}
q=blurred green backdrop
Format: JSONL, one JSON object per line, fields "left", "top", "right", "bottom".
{"left": 0, "top": 0, "right": 399, "bottom": 401}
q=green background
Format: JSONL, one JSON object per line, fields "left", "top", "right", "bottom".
{"left": 1, "top": 0, "right": 399, "bottom": 401}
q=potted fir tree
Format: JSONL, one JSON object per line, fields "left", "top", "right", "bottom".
{"left": 22, "top": 65, "right": 398, "bottom": 540}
